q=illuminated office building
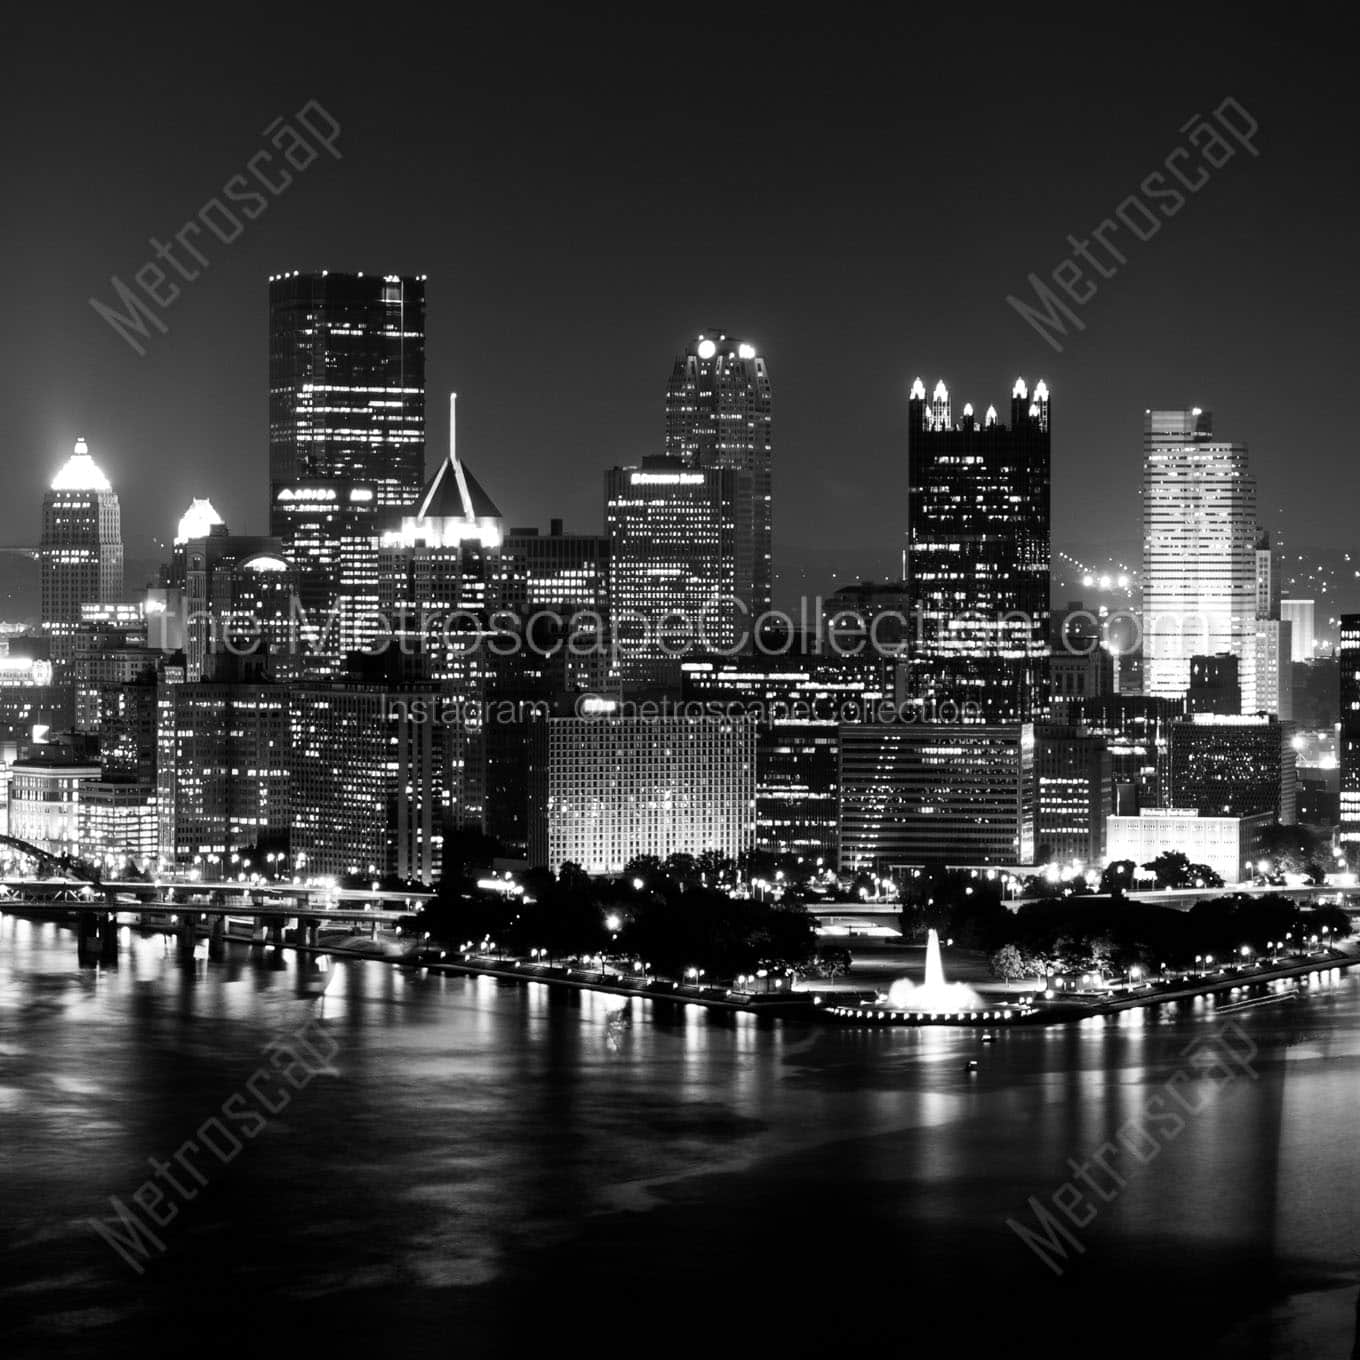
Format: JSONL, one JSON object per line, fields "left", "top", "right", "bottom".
{"left": 1142, "top": 409, "right": 1257, "bottom": 701}
{"left": 527, "top": 707, "right": 757, "bottom": 874}
{"left": 1052, "top": 692, "right": 1184, "bottom": 814}
{"left": 502, "top": 519, "right": 610, "bottom": 616}
{"left": 377, "top": 396, "right": 503, "bottom": 680}
{"left": 155, "top": 660, "right": 290, "bottom": 866}
{"left": 484, "top": 522, "right": 612, "bottom": 853}
{"left": 269, "top": 271, "right": 425, "bottom": 510}
{"left": 6, "top": 757, "right": 102, "bottom": 855}
{"left": 665, "top": 331, "right": 771, "bottom": 618}
{"left": 681, "top": 653, "right": 892, "bottom": 861}
{"left": 0, "top": 641, "right": 58, "bottom": 743}
{"left": 174, "top": 514, "right": 299, "bottom": 681}
{"left": 40, "top": 437, "right": 124, "bottom": 684}
{"left": 904, "top": 377, "right": 1050, "bottom": 722}
{"left": 605, "top": 456, "right": 751, "bottom": 687}
{"left": 78, "top": 781, "right": 158, "bottom": 868}
{"left": 1167, "top": 712, "right": 1296, "bottom": 825}
{"left": 289, "top": 682, "right": 460, "bottom": 884}
{"left": 837, "top": 723, "right": 1036, "bottom": 871}
{"left": 1106, "top": 808, "right": 1271, "bottom": 885}
{"left": 1339, "top": 614, "right": 1360, "bottom": 849}
{"left": 375, "top": 399, "right": 503, "bottom": 826}
{"left": 268, "top": 271, "right": 424, "bottom": 652}
{"left": 1033, "top": 726, "right": 1111, "bottom": 866}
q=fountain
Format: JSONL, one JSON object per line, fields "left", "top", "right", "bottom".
{"left": 884, "top": 929, "right": 983, "bottom": 1013}
{"left": 819, "top": 926, "right": 1042, "bottom": 1025}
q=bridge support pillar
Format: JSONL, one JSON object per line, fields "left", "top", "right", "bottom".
{"left": 76, "top": 911, "right": 99, "bottom": 965}
{"left": 208, "top": 914, "right": 226, "bottom": 960}
{"left": 369, "top": 917, "right": 379, "bottom": 941}
{"left": 98, "top": 912, "right": 119, "bottom": 963}
{"left": 305, "top": 919, "right": 319, "bottom": 949}
{"left": 178, "top": 911, "right": 197, "bottom": 956}
{"left": 251, "top": 916, "right": 267, "bottom": 946}
{"left": 267, "top": 918, "right": 285, "bottom": 946}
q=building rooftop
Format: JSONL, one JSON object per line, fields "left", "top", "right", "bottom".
{"left": 51, "top": 437, "right": 112, "bottom": 493}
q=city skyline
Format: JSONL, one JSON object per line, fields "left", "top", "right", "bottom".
{"left": 4, "top": 13, "right": 1358, "bottom": 1360}
{"left": 5, "top": 12, "right": 1355, "bottom": 611}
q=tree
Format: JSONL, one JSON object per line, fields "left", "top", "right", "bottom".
{"left": 623, "top": 854, "right": 663, "bottom": 885}
{"left": 1099, "top": 859, "right": 1137, "bottom": 897}
{"left": 989, "top": 943, "right": 1029, "bottom": 981}
{"left": 797, "top": 945, "right": 852, "bottom": 980}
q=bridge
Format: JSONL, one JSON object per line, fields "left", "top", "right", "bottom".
{"left": 0, "top": 866, "right": 434, "bottom": 964}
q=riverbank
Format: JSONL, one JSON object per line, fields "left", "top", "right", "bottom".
{"left": 421, "top": 952, "right": 819, "bottom": 1015}
{"left": 1065, "top": 949, "right": 1359, "bottom": 1015}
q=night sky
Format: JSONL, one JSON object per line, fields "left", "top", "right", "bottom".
{"left": 3, "top": 8, "right": 1355, "bottom": 611}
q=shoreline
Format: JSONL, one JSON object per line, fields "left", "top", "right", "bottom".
{"left": 6, "top": 905, "right": 1357, "bottom": 1025}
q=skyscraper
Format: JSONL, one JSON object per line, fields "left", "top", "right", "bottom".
{"left": 1141, "top": 408, "right": 1257, "bottom": 701}
{"left": 904, "top": 377, "right": 1050, "bottom": 722}
{"left": 665, "top": 331, "right": 771, "bottom": 619}
{"left": 268, "top": 271, "right": 425, "bottom": 651}
{"left": 40, "top": 437, "right": 124, "bottom": 685}
{"left": 605, "top": 456, "right": 751, "bottom": 686}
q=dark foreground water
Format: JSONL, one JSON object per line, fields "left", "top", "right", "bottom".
{"left": 2, "top": 916, "right": 1359, "bottom": 1360}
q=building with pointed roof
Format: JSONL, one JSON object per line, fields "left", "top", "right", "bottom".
{"left": 41, "top": 437, "right": 124, "bottom": 689}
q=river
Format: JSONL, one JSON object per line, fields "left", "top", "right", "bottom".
{"left": 2, "top": 915, "right": 1358, "bottom": 1359}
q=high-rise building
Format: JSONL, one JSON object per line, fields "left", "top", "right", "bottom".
{"left": 156, "top": 657, "right": 290, "bottom": 866}
{"left": 1142, "top": 409, "right": 1257, "bottom": 701}
{"left": 605, "top": 456, "right": 751, "bottom": 687}
{"left": 1167, "top": 713, "right": 1296, "bottom": 825}
{"left": 665, "top": 331, "right": 771, "bottom": 618}
{"left": 1187, "top": 653, "right": 1242, "bottom": 715}
{"left": 269, "top": 271, "right": 426, "bottom": 510}
{"left": 681, "top": 652, "right": 892, "bottom": 862}
{"left": 377, "top": 396, "right": 504, "bottom": 681}
{"left": 1338, "top": 614, "right": 1360, "bottom": 850}
{"left": 40, "top": 438, "right": 124, "bottom": 684}
{"left": 1051, "top": 692, "right": 1184, "bottom": 815}
{"left": 1281, "top": 599, "right": 1316, "bottom": 664}
{"left": 527, "top": 706, "right": 757, "bottom": 874}
{"left": 268, "top": 272, "right": 425, "bottom": 652}
{"left": 375, "top": 399, "right": 503, "bottom": 828}
{"left": 502, "top": 519, "right": 610, "bottom": 616}
{"left": 837, "top": 723, "right": 1036, "bottom": 871}
{"left": 1034, "top": 726, "right": 1111, "bottom": 867}
{"left": 904, "top": 377, "right": 1050, "bottom": 722}
{"left": 174, "top": 516, "right": 299, "bottom": 682}
{"left": 289, "top": 682, "right": 460, "bottom": 884}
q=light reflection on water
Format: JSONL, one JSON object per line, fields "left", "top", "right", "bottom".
{"left": 1, "top": 915, "right": 1358, "bottom": 1359}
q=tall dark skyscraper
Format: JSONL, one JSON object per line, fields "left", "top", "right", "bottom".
{"left": 268, "top": 272, "right": 426, "bottom": 653}
{"left": 664, "top": 331, "right": 772, "bottom": 620}
{"left": 904, "top": 377, "right": 1051, "bottom": 722}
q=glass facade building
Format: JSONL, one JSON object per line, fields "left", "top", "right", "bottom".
{"left": 837, "top": 723, "right": 1036, "bottom": 871}
{"left": 268, "top": 272, "right": 425, "bottom": 653}
{"left": 664, "top": 331, "right": 771, "bottom": 620}
{"left": 605, "top": 457, "right": 750, "bottom": 687}
{"left": 904, "top": 378, "right": 1050, "bottom": 722}
{"left": 1142, "top": 409, "right": 1257, "bottom": 702}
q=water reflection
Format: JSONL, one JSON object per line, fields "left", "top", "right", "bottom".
{"left": 1, "top": 914, "right": 1359, "bottom": 1359}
